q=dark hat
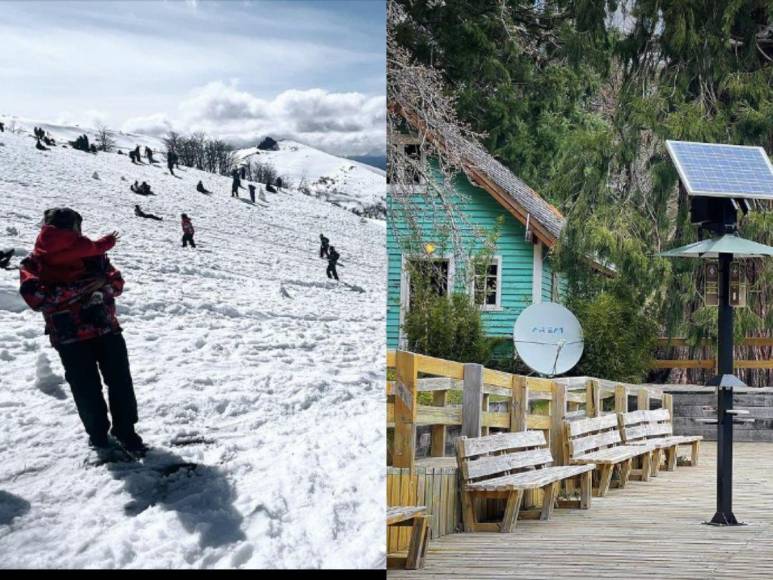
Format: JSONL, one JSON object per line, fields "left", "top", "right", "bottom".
{"left": 43, "top": 207, "right": 82, "bottom": 229}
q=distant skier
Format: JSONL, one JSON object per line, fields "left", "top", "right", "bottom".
{"left": 167, "top": 150, "right": 177, "bottom": 175}
{"left": 248, "top": 184, "right": 256, "bottom": 203}
{"left": 319, "top": 234, "right": 329, "bottom": 258}
{"left": 181, "top": 214, "right": 196, "bottom": 248}
{"left": 0, "top": 121, "right": 4, "bottom": 132}
{"left": 134, "top": 205, "right": 162, "bottom": 221}
{"left": 18, "top": 208, "right": 146, "bottom": 454}
{"left": 326, "top": 246, "right": 340, "bottom": 281}
{"left": 133, "top": 145, "right": 142, "bottom": 163}
{"left": 231, "top": 169, "right": 241, "bottom": 197}
{"left": 145, "top": 146, "right": 154, "bottom": 164}
{"left": 196, "top": 180, "right": 210, "bottom": 194}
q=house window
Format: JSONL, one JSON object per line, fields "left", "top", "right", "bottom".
{"left": 472, "top": 257, "right": 502, "bottom": 310}
{"left": 407, "top": 258, "right": 450, "bottom": 311}
{"left": 388, "top": 135, "right": 425, "bottom": 187}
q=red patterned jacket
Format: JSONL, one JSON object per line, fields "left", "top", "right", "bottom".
{"left": 181, "top": 217, "right": 194, "bottom": 235}
{"left": 19, "top": 254, "right": 124, "bottom": 347}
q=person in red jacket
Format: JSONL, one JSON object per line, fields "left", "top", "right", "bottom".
{"left": 19, "top": 208, "right": 146, "bottom": 454}
{"left": 181, "top": 213, "right": 196, "bottom": 248}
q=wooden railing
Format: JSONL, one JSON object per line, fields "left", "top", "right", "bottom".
{"left": 653, "top": 337, "right": 773, "bottom": 370}
{"left": 386, "top": 350, "right": 673, "bottom": 470}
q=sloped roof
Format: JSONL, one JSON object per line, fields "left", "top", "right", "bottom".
{"left": 456, "top": 137, "right": 566, "bottom": 244}
{"left": 396, "top": 105, "right": 566, "bottom": 247}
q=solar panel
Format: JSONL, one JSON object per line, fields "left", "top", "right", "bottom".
{"left": 666, "top": 140, "right": 773, "bottom": 200}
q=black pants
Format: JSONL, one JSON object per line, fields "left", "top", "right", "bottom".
{"left": 168, "top": 164, "right": 175, "bottom": 175}
{"left": 320, "top": 246, "right": 329, "bottom": 258}
{"left": 327, "top": 263, "right": 339, "bottom": 280}
{"left": 56, "top": 332, "right": 138, "bottom": 440}
{"left": 182, "top": 233, "right": 196, "bottom": 247}
{"left": 232, "top": 186, "right": 239, "bottom": 197}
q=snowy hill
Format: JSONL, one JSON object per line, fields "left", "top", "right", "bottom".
{"left": 234, "top": 140, "right": 386, "bottom": 219}
{"left": 0, "top": 115, "right": 165, "bottom": 153}
{"left": 0, "top": 127, "right": 385, "bottom": 568}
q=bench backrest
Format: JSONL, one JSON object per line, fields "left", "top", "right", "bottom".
{"left": 565, "top": 413, "right": 624, "bottom": 459}
{"left": 455, "top": 431, "right": 553, "bottom": 485}
{"left": 618, "top": 408, "right": 673, "bottom": 444}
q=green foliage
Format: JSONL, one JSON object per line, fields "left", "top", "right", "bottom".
{"left": 572, "top": 292, "right": 659, "bottom": 382}
{"left": 403, "top": 284, "right": 496, "bottom": 363}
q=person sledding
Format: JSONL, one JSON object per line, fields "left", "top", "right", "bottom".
{"left": 18, "top": 208, "right": 147, "bottom": 455}
{"left": 196, "top": 180, "right": 211, "bottom": 194}
{"left": 181, "top": 213, "right": 196, "bottom": 248}
{"left": 319, "top": 234, "right": 329, "bottom": 258}
{"left": 134, "top": 205, "right": 163, "bottom": 221}
{"left": 326, "top": 245, "right": 340, "bottom": 281}
{"left": 0, "top": 248, "right": 15, "bottom": 270}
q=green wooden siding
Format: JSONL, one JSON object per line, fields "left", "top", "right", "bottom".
{"left": 387, "top": 171, "right": 564, "bottom": 349}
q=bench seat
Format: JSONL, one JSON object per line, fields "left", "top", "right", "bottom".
{"left": 619, "top": 409, "right": 703, "bottom": 471}
{"left": 570, "top": 444, "right": 653, "bottom": 465}
{"left": 387, "top": 506, "right": 430, "bottom": 570}
{"left": 465, "top": 464, "right": 595, "bottom": 492}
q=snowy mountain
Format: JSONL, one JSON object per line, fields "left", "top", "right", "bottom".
{"left": 0, "top": 126, "right": 386, "bottom": 568}
{"left": 233, "top": 140, "right": 386, "bottom": 219}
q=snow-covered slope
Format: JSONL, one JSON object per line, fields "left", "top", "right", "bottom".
{"left": 0, "top": 128, "right": 386, "bottom": 568}
{"left": 234, "top": 140, "right": 386, "bottom": 218}
{"left": 0, "top": 115, "right": 165, "bottom": 153}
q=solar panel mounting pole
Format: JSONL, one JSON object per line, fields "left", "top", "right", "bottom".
{"left": 708, "top": 249, "right": 739, "bottom": 525}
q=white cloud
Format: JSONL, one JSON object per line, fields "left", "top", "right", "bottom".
{"left": 124, "top": 82, "right": 385, "bottom": 155}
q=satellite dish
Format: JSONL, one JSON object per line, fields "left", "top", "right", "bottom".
{"left": 513, "top": 302, "right": 584, "bottom": 377}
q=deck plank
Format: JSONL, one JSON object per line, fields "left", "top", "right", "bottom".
{"left": 388, "top": 442, "right": 773, "bottom": 579}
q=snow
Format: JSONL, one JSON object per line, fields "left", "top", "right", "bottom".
{"left": 234, "top": 140, "right": 386, "bottom": 217}
{"left": 0, "top": 127, "right": 386, "bottom": 568}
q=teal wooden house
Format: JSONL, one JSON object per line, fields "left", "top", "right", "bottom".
{"left": 387, "top": 130, "right": 567, "bottom": 351}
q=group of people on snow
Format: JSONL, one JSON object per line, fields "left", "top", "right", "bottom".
{"left": 130, "top": 180, "right": 154, "bottom": 195}
{"left": 319, "top": 234, "right": 340, "bottom": 281}
{"left": 70, "top": 134, "right": 97, "bottom": 154}
{"left": 128, "top": 145, "right": 154, "bottom": 165}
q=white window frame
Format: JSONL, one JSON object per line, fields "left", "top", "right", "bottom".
{"left": 398, "top": 253, "right": 455, "bottom": 349}
{"left": 389, "top": 134, "right": 427, "bottom": 194}
{"left": 470, "top": 255, "right": 503, "bottom": 312}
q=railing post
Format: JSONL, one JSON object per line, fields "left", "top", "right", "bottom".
{"left": 511, "top": 376, "right": 528, "bottom": 432}
{"left": 430, "top": 390, "right": 448, "bottom": 457}
{"left": 663, "top": 393, "right": 674, "bottom": 418}
{"left": 550, "top": 381, "right": 568, "bottom": 466}
{"left": 393, "top": 351, "right": 418, "bottom": 469}
{"left": 462, "top": 364, "right": 484, "bottom": 439}
{"left": 637, "top": 388, "right": 651, "bottom": 412}
{"left": 586, "top": 379, "right": 600, "bottom": 417}
{"left": 615, "top": 384, "right": 628, "bottom": 414}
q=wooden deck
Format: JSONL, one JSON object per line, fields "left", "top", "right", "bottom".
{"left": 389, "top": 442, "right": 773, "bottom": 579}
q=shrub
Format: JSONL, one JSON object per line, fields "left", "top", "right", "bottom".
{"left": 572, "top": 292, "right": 658, "bottom": 382}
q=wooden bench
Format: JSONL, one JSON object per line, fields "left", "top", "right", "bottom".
{"left": 618, "top": 408, "right": 702, "bottom": 473}
{"left": 387, "top": 506, "right": 430, "bottom": 570}
{"left": 565, "top": 414, "right": 654, "bottom": 497}
{"left": 455, "top": 431, "right": 595, "bottom": 532}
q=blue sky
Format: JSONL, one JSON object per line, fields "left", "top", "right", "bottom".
{"left": 0, "top": 0, "right": 386, "bottom": 155}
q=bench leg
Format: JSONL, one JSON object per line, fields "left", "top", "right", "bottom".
{"left": 580, "top": 470, "right": 592, "bottom": 509}
{"left": 540, "top": 482, "right": 559, "bottom": 521}
{"left": 406, "top": 515, "right": 429, "bottom": 569}
{"left": 690, "top": 440, "right": 700, "bottom": 466}
{"left": 619, "top": 459, "right": 633, "bottom": 488}
{"left": 500, "top": 489, "right": 524, "bottom": 533}
{"left": 666, "top": 446, "right": 677, "bottom": 471}
{"left": 595, "top": 464, "right": 614, "bottom": 497}
{"left": 650, "top": 448, "right": 661, "bottom": 477}
{"left": 640, "top": 452, "right": 651, "bottom": 482}
{"left": 460, "top": 490, "right": 476, "bottom": 533}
